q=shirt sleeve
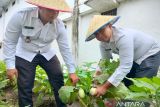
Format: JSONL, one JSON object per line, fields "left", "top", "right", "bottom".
{"left": 56, "top": 20, "right": 76, "bottom": 73}
{"left": 108, "top": 35, "right": 134, "bottom": 87}
{"left": 3, "top": 12, "right": 22, "bottom": 69}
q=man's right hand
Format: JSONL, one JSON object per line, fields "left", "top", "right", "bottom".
{"left": 7, "top": 69, "right": 18, "bottom": 80}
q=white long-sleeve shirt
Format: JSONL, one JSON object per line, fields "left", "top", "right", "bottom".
{"left": 100, "top": 26, "right": 160, "bottom": 87}
{"left": 3, "top": 7, "right": 76, "bottom": 73}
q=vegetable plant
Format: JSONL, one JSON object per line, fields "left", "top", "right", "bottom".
{"left": 59, "top": 59, "right": 160, "bottom": 107}
{"left": 59, "top": 59, "right": 129, "bottom": 107}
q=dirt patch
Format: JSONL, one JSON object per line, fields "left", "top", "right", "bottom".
{"left": 0, "top": 87, "right": 18, "bottom": 106}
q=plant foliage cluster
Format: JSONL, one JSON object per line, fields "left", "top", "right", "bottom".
{"left": 0, "top": 60, "right": 160, "bottom": 107}
{"left": 0, "top": 61, "right": 55, "bottom": 107}
{"left": 59, "top": 59, "right": 160, "bottom": 107}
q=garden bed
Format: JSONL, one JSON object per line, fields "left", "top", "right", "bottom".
{"left": 0, "top": 60, "right": 160, "bottom": 107}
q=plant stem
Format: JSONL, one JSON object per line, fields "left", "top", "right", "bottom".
{"left": 78, "top": 96, "right": 87, "bottom": 107}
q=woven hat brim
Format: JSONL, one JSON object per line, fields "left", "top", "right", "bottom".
{"left": 26, "top": 0, "right": 72, "bottom": 12}
{"left": 85, "top": 16, "right": 120, "bottom": 42}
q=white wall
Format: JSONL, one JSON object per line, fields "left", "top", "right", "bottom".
{"left": 64, "top": 0, "right": 160, "bottom": 65}
{"left": 116, "top": 0, "right": 160, "bottom": 40}
{"left": 79, "top": 12, "right": 101, "bottom": 65}
{"left": 64, "top": 12, "right": 101, "bottom": 65}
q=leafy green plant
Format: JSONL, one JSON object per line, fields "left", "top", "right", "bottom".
{"left": 127, "top": 77, "right": 160, "bottom": 107}
{"left": 33, "top": 66, "right": 54, "bottom": 106}
{"left": 0, "top": 61, "right": 18, "bottom": 107}
{"left": 98, "top": 59, "right": 119, "bottom": 75}
{"left": 0, "top": 61, "right": 8, "bottom": 89}
{"left": 0, "top": 61, "right": 8, "bottom": 103}
{"left": 0, "top": 61, "right": 55, "bottom": 107}
{"left": 59, "top": 60, "right": 129, "bottom": 107}
{"left": 0, "top": 100, "right": 9, "bottom": 107}
{"left": 1, "top": 59, "right": 160, "bottom": 107}
{"left": 59, "top": 59, "right": 160, "bottom": 107}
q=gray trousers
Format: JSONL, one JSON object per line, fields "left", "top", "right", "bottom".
{"left": 123, "top": 51, "right": 160, "bottom": 87}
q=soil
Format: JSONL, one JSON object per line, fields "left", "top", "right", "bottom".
{"left": 0, "top": 86, "right": 18, "bottom": 106}
{"left": 1, "top": 87, "right": 57, "bottom": 107}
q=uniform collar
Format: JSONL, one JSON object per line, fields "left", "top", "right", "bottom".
{"left": 109, "top": 26, "right": 125, "bottom": 44}
{"left": 30, "top": 7, "right": 39, "bottom": 18}
{"left": 107, "top": 26, "right": 115, "bottom": 43}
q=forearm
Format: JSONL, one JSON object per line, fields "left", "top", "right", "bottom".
{"left": 103, "top": 81, "right": 113, "bottom": 89}
{"left": 58, "top": 46, "right": 76, "bottom": 73}
{"left": 57, "top": 22, "right": 76, "bottom": 73}
{"left": 3, "top": 40, "right": 17, "bottom": 69}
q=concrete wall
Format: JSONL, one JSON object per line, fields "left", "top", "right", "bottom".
{"left": 64, "top": 0, "right": 160, "bottom": 65}
{"left": 116, "top": 0, "right": 160, "bottom": 40}
{"left": 79, "top": 12, "right": 101, "bottom": 64}
{"left": 64, "top": 12, "right": 101, "bottom": 65}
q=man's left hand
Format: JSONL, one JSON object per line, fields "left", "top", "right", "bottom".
{"left": 69, "top": 73, "right": 79, "bottom": 85}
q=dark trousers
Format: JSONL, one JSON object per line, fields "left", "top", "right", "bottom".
{"left": 16, "top": 54, "right": 66, "bottom": 107}
{"left": 123, "top": 51, "right": 160, "bottom": 87}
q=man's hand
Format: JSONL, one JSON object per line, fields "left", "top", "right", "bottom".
{"left": 7, "top": 69, "right": 18, "bottom": 80}
{"left": 96, "top": 81, "right": 112, "bottom": 97}
{"left": 69, "top": 73, "right": 79, "bottom": 85}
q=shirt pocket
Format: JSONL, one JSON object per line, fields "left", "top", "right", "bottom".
{"left": 110, "top": 43, "right": 119, "bottom": 54}
{"left": 22, "top": 27, "right": 41, "bottom": 40}
{"left": 43, "top": 24, "right": 58, "bottom": 43}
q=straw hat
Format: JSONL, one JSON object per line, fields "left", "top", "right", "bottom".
{"left": 26, "top": 0, "right": 71, "bottom": 12}
{"left": 85, "top": 15, "right": 120, "bottom": 41}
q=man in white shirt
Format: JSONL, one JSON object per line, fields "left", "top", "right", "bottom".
{"left": 3, "top": 0, "right": 79, "bottom": 107}
{"left": 85, "top": 15, "right": 160, "bottom": 97}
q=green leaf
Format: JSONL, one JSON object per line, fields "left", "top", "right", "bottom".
{"left": 78, "top": 73, "right": 88, "bottom": 78}
{"left": 98, "top": 59, "right": 119, "bottom": 75}
{"left": 58, "top": 86, "right": 75, "bottom": 104}
{"left": 65, "top": 78, "right": 72, "bottom": 86}
{"left": 125, "top": 92, "right": 150, "bottom": 100}
{"left": 94, "top": 74, "right": 109, "bottom": 84}
{"left": 0, "top": 100, "right": 9, "bottom": 107}
{"left": 82, "top": 62, "right": 96, "bottom": 68}
{"left": 152, "top": 77, "right": 160, "bottom": 85}
{"left": 70, "top": 92, "right": 78, "bottom": 103}
{"left": 36, "top": 93, "right": 44, "bottom": 106}
{"left": 129, "top": 85, "right": 146, "bottom": 92}
{"left": 0, "top": 79, "right": 9, "bottom": 89}
{"left": 63, "top": 73, "right": 68, "bottom": 78}
{"left": 105, "top": 83, "right": 130, "bottom": 99}
{"left": 127, "top": 78, "right": 156, "bottom": 94}
{"left": 116, "top": 83, "right": 130, "bottom": 95}
{"left": 96, "top": 99, "right": 105, "bottom": 107}
{"left": 0, "top": 61, "right": 6, "bottom": 72}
